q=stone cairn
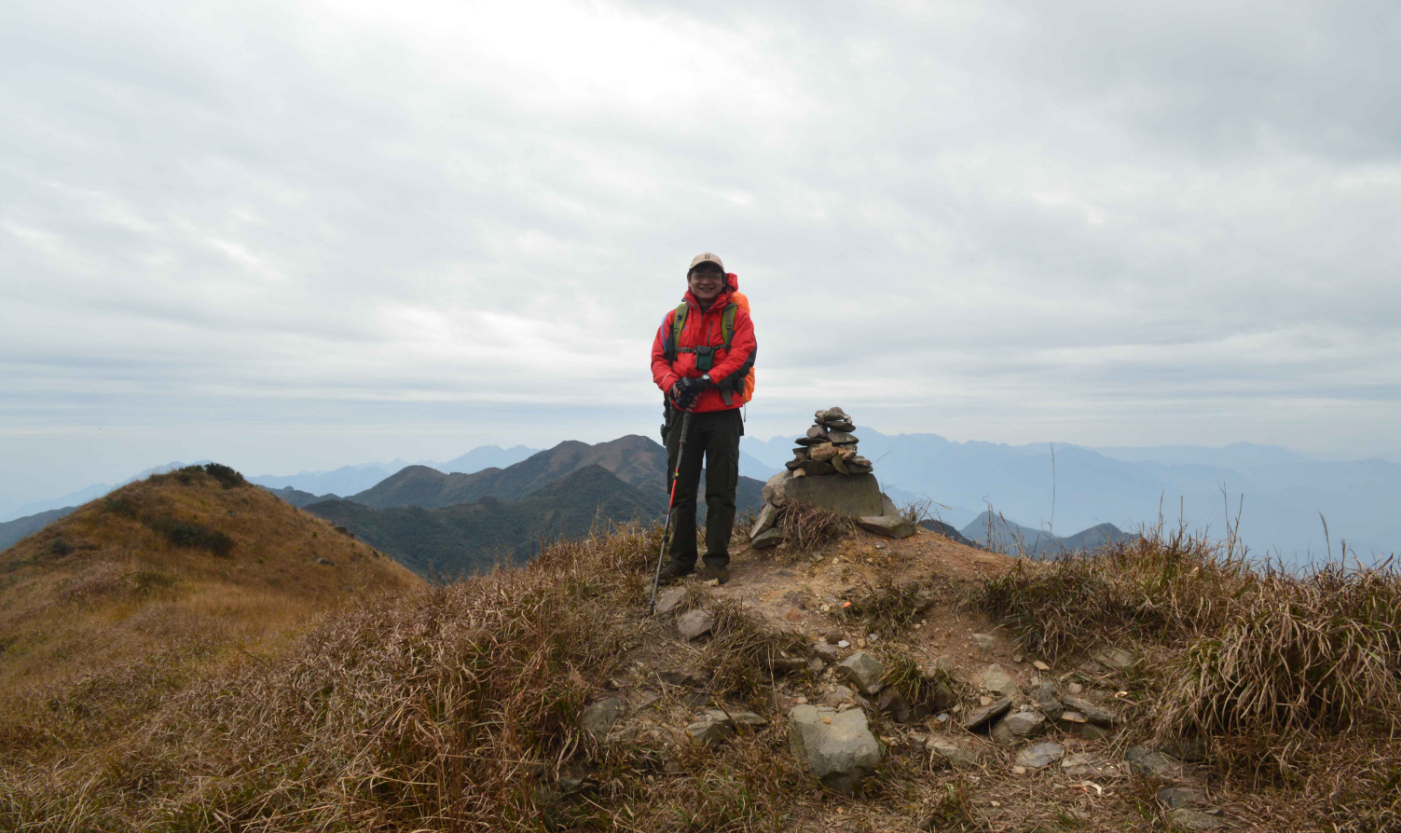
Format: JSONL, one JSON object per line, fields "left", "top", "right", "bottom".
{"left": 787, "top": 407, "right": 873, "bottom": 476}
{"left": 749, "top": 407, "right": 915, "bottom": 549}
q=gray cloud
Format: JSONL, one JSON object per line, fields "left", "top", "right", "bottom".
{"left": 2, "top": 0, "right": 1399, "bottom": 503}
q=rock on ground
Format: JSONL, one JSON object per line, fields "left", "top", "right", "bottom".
{"left": 750, "top": 527, "right": 783, "bottom": 549}
{"left": 927, "top": 738, "right": 980, "bottom": 768}
{"left": 978, "top": 664, "right": 1019, "bottom": 698}
{"left": 750, "top": 502, "right": 779, "bottom": 538}
{"left": 837, "top": 651, "right": 885, "bottom": 695}
{"left": 1093, "top": 647, "right": 1135, "bottom": 670}
{"left": 676, "top": 608, "right": 715, "bottom": 641}
{"left": 991, "top": 711, "right": 1046, "bottom": 744}
{"left": 1015, "top": 741, "right": 1065, "bottom": 769}
{"left": 653, "top": 587, "right": 686, "bottom": 615}
{"left": 685, "top": 710, "right": 766, "bottom": 747}
{"left": 857, "top": 492, "right": 918, "bottom": 539}
{"left": 579, "top": 697, "right": 625, "bottom": 741}
{"left": 1127, "top": 746, "right": 1186, "bottom": 780}
{"left": 788, "top": 705, "right": 882, "bottom": 795}
{"left": 962, "top": 696, "right": 1012, "bottom": 731}
{"left": 1061, "top": 694, "right": 1117, "bottom": 725}
{"left": 1035, "top": 682, "right": 1064, "bottom": 719}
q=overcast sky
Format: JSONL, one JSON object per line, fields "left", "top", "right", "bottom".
{"left": 3, "top": 0, "right": 1399, "bottom": 506}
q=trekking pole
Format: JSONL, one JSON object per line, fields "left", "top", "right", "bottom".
{"left": 650, "top": 409, "right": 693, "bottom": 615}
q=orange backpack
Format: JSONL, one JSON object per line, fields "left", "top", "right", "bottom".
{"left": 666, "top": 290, "right": 756, "bottom": 407}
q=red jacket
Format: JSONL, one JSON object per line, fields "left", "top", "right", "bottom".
{"left": 651, "top": 274, "right": 756, "bottom": 413}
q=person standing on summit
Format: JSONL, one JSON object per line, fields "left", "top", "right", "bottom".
{"left": 650, "top": 253, "right": 757, "bottom": 585}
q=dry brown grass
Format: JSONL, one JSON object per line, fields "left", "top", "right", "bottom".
{"left": 0, "top": 522, "right": 823, "bottom": 832}
{"left": 979, "top": 526, "right": 1250, "bottom": 659}
{"left": 979, "top": 529, "right": 1401, "bottom": 828}
{"left": 777, "top": 500, "right": 857, "bottom": 553}
{"left": 0, "top": 465, "right": 420, "bottom": 763}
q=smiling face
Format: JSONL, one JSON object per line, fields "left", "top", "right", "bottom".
{"left": 687, "top": 263, "right": 726, "bottom": 304}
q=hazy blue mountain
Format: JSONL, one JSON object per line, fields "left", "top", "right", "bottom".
{"left": 0, "top": 506, "right": 79, "bottom": 552}
{"left": 739, "top": 452, "right": 780, "bottom": 481}
{"left": 1092, "top": 443, "right": 1309, "bottom": 468}
{"left": 959, "top": 511, "right": 1134, "bottom": 557}
{"left": 919, "top": 519, "right": 979, "bottom": 548}
{"left": 249, "top": 462, "right": 409, "bottom": 497}
{"left": 438, "top": 445, "right": 541, "bottom": 474}
{"left": 743, "top": 430, "right": 1401, "bottom": 566}
{"left": 260, "top": 486, "right": 338, "bottom": 507}
{"left": 0, "top": 461, "right": 196, "bottom": 523}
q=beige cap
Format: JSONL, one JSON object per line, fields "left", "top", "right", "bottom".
{"left": 688, "top": 252, "right": 725, "bottom": 272}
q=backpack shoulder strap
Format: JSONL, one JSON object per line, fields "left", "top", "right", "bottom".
{"left": 720, "top": 303, "right": 737, "bottom": 349}
{"left": 665, "top": 303, "right": 689, "bottom": 362}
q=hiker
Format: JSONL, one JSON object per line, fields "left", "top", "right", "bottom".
{"left": 650, "top": 252, "right": 757, "bottom": 585}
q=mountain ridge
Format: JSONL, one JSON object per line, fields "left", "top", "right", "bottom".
{"left": 305, "top": 464, "right": 668, "bottom": 579}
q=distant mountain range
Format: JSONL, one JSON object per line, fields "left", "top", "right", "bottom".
{"left": 9, "top": 431, "right": 1398, "bottom": 568}
{"left": 306, "top": 466, "right": 667, "bottom": 579}
{"left": 289, "top": 436, "right": 766, "bottom": 579}
{"left": 0, "top": 507, "right": 80, "bottom": 552}
{"left": 245, "top": 445, "right": 543, "bottom": 497}
{"left": 956, "top": 511, "right": 1136, "bottom": 558}
{"left": 743, "top": 431, "right": 1401, "bottom": 566}
{"left": 0, "top": 461, "right": 197, "bottom": 523}
{"left": 349, "top": 436, "right": 671, "bottom": 509}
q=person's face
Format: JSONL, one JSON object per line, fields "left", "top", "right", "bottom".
{"left": 688, "top": 266, "right": 725, "bottom": 302}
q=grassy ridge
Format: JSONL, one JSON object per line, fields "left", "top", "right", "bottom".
{"left": 0, "top": 464, "right": 421, "bottom": 763}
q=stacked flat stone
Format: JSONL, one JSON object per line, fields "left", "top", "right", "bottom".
{"left": 785, "top": 407, "right": 874, "bottom": 477}
{"left": 749, "top": 406, "right": 916, "bottom": 549}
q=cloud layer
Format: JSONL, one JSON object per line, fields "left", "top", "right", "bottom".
{"left": 3, "top": 0, "right": 1399, "bottom": 501}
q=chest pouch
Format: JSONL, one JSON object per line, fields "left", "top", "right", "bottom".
{"left": 693, "top": 345, "right": 716, "bottom": 371}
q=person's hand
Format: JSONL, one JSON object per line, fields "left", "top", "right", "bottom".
{"left": 672, "top": 377, "right": 709, "bottom": 411}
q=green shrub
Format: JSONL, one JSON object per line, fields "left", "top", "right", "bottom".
{"left": 104, "top": 496, "right": 138, "bottom": 518}
{"left": 149, "top": 517, "right": 234, "bottom": 557}
{"left": 202, "top": 463, "right": 247, "bottom": 489}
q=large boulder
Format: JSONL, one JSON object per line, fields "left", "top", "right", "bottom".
{"left": 787, "top": 705, "right": 882, "bottom": 795}
{"left": 785, "top": 473, "right": 883, "bottom": 518}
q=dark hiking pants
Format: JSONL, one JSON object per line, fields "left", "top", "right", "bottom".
{"left": 664, "top": 407, "right": 743, "bottom": 572}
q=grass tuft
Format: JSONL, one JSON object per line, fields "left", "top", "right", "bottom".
{"left": 777, "top": 500, "right": 856, "bottom": 552}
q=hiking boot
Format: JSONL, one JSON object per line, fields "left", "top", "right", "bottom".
{"left": 697, "top": 566, "right": 730, "bottom": 585}
{"left": 656, "top": 562, "right": 693, "bottom": 586}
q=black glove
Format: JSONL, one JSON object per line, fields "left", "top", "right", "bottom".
{"left": 672, "top": 376, "right": 713, "bottom": 411}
